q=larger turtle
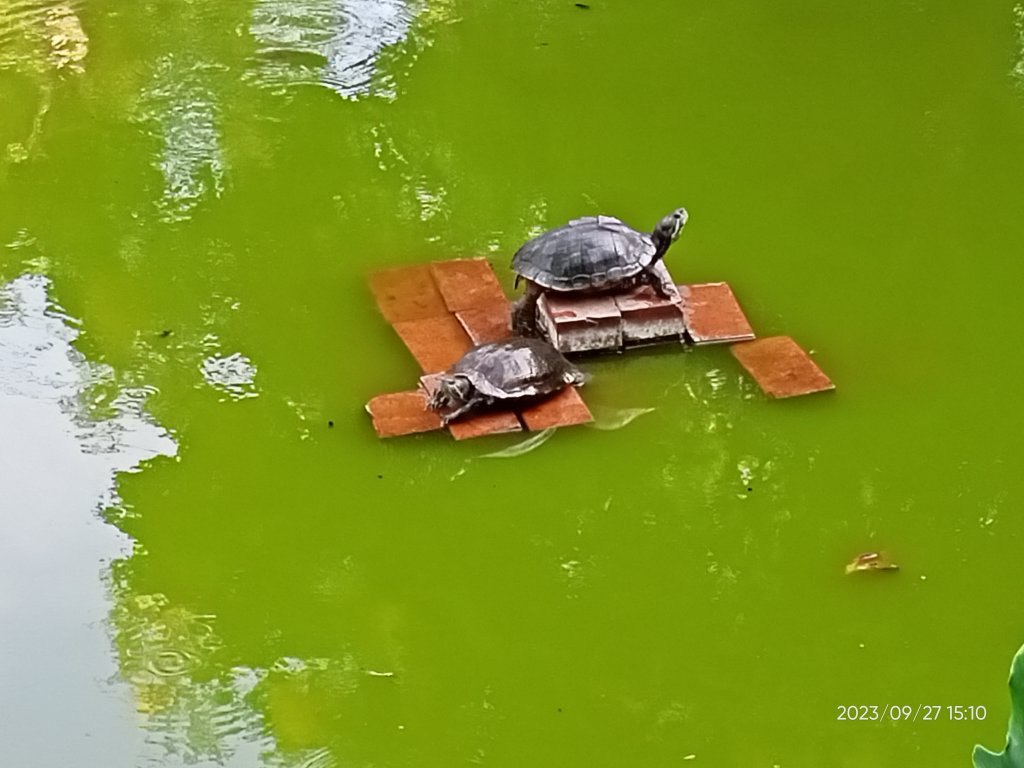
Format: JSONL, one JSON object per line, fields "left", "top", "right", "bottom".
{"left": 427, "top": 337, "right": 587, "bottom": 425}
{"left": 510, "top": 208, "right": 689, "bottom": 335}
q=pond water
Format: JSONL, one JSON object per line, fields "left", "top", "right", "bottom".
{"left": 2, "top": 1, "right": 1023, "bottom": 765}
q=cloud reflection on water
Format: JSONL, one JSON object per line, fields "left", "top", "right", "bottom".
{"left": 0, "top": 272, "right": 176, "bottom": 766}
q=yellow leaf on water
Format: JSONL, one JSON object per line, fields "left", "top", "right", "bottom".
{"left": 845, "top": 551, "right": 900, "bottom": 575}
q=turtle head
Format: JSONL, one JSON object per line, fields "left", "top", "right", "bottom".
{"left": 651, "top": 207, "right": 689, "bottom": 260}
{"left": 562, "top": 366, "right": 590, "bottom": 388}
{"left": 428, "top": 374, "right": 473, "bottom": 412}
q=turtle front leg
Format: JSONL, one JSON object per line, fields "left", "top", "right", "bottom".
{"left": 640, "top": 265, "right": 677, "bottom": 300}
{"left": 511, "top": 281, "right": 543, "bottom": 337}
{"left": 440, "top": 395, "right": 485, "bottom": 426}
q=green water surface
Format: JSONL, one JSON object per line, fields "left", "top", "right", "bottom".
{"left": 2, "top": 1, "right": 1024, "bottom": 765}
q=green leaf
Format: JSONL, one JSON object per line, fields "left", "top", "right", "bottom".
{"left": 974, "top": 644, "right": 1024, "bottom": 768}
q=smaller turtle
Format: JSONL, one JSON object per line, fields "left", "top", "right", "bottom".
{"left": 511, "top": 207, "right": 689, "bottom": 335}
{"left": 427, "top": 337, "right": 587, "bottom": 426}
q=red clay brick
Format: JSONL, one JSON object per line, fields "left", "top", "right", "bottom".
{"left": 681, "top": 282, "right": 755, "bottom": 345}
{"left": 369, "top": 265, "right": 449, "bottom": 323}
{"left": 365, "top": 390, "right": 444, "bottom": 437}
{"left": 614, "top": 285, "right": 686, "bottom": 345}
{"left": 538, "top": 293, "right": 622, "bottom": 353}
{"left": 392, "top": 315, "right": 473, "bottom": 373}
{"left": 731, "top": 336, "right": 835, "bottom": 398}
{"left": 455, "top": 302, "right": 512, "bottom": 344}
{"left": 448, "top": 411, "right": 523, "bottom": 440}
{"left": 519, "top": 386, "right": 592, "bottom": 430}
{"left": 430, "top": 258, "right": 508, "bottom": 312}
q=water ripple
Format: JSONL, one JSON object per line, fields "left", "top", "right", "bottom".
{"left": 297, "top": 747, "right": 338, "bottom": 768}
{"left": 200, "top": 351, "right": 259, "bottom": 401}
{"left": 134, "top": 55, "right": 227, "bottom": 223}
{"left": 1014, "top": 4, "right": 1024, "bottom": 85}
{"left": 0, "top": 2, "right": 88, "bottom": 163}
{"left": 247, "top": 0, "right": 416, "bottom": 99}
{"left": 0, "top": 0, "right": 87, "bottom": 74}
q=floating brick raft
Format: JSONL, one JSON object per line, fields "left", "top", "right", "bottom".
{"left": 366, "top": 258, "right": 593, "bottom": 440}
{"left": 366, "top": 258, "right": 833, "bottom": 438}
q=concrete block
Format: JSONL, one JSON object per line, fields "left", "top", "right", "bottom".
{"left": 370, "top": 264, "right": 449, "bottom": 323}
{"left": 731, "top": 336, "right": 835, "bottom": 398}
{"left": 519, "top": 386, "right": 592, "bottom": 430}
{"left": 430, "top": 258, "right": 507, "bottom": 312}
{"left": 365, "top": 390, "right": 444, "bottom": 437}
{"left": 680, "top": 282, "right": 755, "bottom": 345}
{"left": 391, "top": 315, "right": 473, "bottom": 373}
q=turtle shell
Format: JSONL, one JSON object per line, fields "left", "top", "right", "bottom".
{"left": 512, "top": 215, "right": 656, "bottom": 291}
{"left": 452, "top": 338, "right": 583, "bottom": 400}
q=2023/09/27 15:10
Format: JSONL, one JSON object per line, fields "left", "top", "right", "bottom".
{"left": 836, "top": 705, "right": 988, "bottom": 722}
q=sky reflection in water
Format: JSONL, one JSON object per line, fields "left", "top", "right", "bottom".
{"left": 0, "top": 273, "right": 176, "bottom": 765}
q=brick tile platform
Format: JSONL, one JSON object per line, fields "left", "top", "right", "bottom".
{"left": 430, "top": 258, "right": 507, "bottom": 312}
{"left": 520, "top": 387, "right": 593, "bottom": 431}
{"left": 679, "top": 282, "right": 755, "bottom": 345}
{"left": 369, "top": 265, "right": 449, "bottom": 323}
{"left": 369, "top": 261, "right": 593, "bottom": 438}
{"left": 365, "top": 391, "right": 444, "bottom": 438}
{"left": 448, "top": 411, "right": 523, "bottom": 440}
{"left": 455, "top": 303, "right": 511, "bottom": 345}
{"left": 391, "top": 315, "right": 473, "bottom": 374}
{"left": 367, "top": 258, "right": 833, "bottom": 438}
{"left": 731, "top": 336, "right": 834, "bottom": 398}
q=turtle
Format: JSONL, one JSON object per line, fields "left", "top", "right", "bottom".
{"left": 510, "top": 208, "right": 689, "bottom": 335}
{"left": 427, "top": 337, "right": 588, "bottom": 426}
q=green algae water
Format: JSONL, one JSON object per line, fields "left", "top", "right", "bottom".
{"left": 3, "top": 1, "right": 1024, "bottom": 765}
